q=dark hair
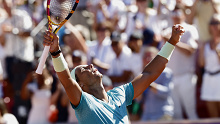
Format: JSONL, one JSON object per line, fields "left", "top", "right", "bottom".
{"left": 209, "top": 13, "right": 220, "bottom": 25}
{"left": 75, "top": 73, "right": 80, "bottom": 83}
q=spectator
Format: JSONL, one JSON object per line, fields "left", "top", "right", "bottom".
{"left": 187, "top": 0, "right": 220, "bottom": 43}
{"left": 198, "top": 13, "right": 220, "bottom": 118}
{"left": 127, "top": 30, "right": 144, "bottom": 79}
{"left": 87, "top": 23, "right": 113, "bottom": 74}
{"left": 124, "top": 0, "right": 148, "bottom": 42}
{"left": 62, "top": 22, "right": 88, "bottom": 53}
{"left": 21, "top": 68, "right": 53, "bottom": 124}
{"left": 148, "top": 0, "right": 175, "bottom": 39}
{"left": 107, "top": 31, "right": 133, "bottom": 87}
{"left": 141, "top": 46, "right": 174, "bottom": 121}
{"left": 93, "top": 0, "right": 127, "bottom": 32}
{"left": 165, "top": 8, "right": 199, "bottom": 120}
{"left": 1, "top": 0, "right": 34, "bottom": 123}
{"left": 126, "top": 31, "right": 144, "bottom": 121}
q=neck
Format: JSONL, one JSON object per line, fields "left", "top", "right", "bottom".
{"left": 83, "top": 84, "right": 108, "bottom": 102}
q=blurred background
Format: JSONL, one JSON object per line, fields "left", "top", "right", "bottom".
{"left": 0, "top": 0, "right": 220, "bottom": 123}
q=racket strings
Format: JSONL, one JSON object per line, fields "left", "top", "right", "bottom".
{"left": 50, "top": 0, "right": 75, "bottom": 24}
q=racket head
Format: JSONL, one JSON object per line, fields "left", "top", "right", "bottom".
{"left": 47, "top": 0, "right": 79, "bottom": 27}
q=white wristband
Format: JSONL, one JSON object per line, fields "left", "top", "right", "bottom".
{"left": 158, "top": 42, "right": 175, "bottom": 60}
{"left": 52, "top": 54, "right": 68, "bottom": 72}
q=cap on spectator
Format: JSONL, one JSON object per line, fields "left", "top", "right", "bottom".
{"left": 143, "top": 28, "right": 154, "bottom": 45}
{"left": 110, "top": 31, "right": 121, "bottom": 42}
{"left": 129, "top": 30, "right": 143, "bottom": 41}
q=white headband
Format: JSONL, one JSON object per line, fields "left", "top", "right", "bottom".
{"left": 70, "top": 65, "right": 87, "bottom": 82}
{"left": 71, "top": 67, "right": 77, "bottom": 82}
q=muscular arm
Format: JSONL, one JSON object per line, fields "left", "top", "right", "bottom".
{"left": 21, "top": 71, "right": 34, "bottom": 100}
{"left": 198, "top": 43, "right": 205, "bottom": 67}
{"left": 176, "top": 42, "right": 196, "bottom": 56}
{"left": 132, "top": 54, "right": 168, "bottom": 99}
{"left": 43, "top": 31, "right": 82, "bottom": 107}
{"left": 131, "top": 25, "right": 184, "bottom": 99}
{"left": 56, "top": 70, "right": 82, "bottom": 106}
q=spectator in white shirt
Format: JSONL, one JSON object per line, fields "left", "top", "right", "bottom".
{"left": 107, "top": 31, "right": 133, "bottom": 87}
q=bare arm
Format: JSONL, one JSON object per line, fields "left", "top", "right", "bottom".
{"left": 92, "top": 58, "right": 110, "bottom": 70}
{"left": 198, "top": 42, "right": 205, "bottom": 67}
{"left": 0, "top": 32, "right": 5, "bottom": 46}
{"left": 131, "top": 25, "right": 185, "bottom": 99}
{"left": 65, "top": 22, "right": 88, "bottom": 53}
{"left": 21, "top": 71, "right": 34, "bottom": 100}
{"left": 43, "top": 31, "right": 82, "bottom": 107}
{"left": 50, "top": 82, "right": 62, "bottom": 105}
{"left": 176, "top": 42, "right": 196, "bottom": 56}
{"left": 211, "top": 0, "right": 219, "bottom": 14}
{"left": 50, "top": 83, "right": 69, "bottom": 107}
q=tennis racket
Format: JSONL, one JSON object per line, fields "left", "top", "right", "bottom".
{"left": 36, "top": 0, "right": 79, "bottom": 74}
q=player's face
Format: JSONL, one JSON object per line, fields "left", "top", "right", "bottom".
{"left": 75, "top": 64, "right": 102, "bottom": 84}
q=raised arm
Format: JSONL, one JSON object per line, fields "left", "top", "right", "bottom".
{"left": 42, "top": 31, "right": 82, "bottom": 106}
{"left": 131, "top": 25, "right": 185, "bottom": 99}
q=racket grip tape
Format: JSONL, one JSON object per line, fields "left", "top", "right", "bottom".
{"left": 36, "top": 46, "right": 50, "bottom": 74}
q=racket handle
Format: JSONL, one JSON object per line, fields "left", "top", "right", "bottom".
{"left": 36, "top": 46, "right": 50, "bottom": 74}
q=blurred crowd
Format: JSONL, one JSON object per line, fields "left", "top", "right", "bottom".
{"left": 0, "top": 0, "right": 220, "bottom": 123}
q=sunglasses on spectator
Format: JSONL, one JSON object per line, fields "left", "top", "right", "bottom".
{"left": 210, "top": 21, "right": 220, "bottom": 25}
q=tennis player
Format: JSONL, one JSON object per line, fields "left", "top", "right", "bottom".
{"left": 43, "top": 25, "right": 184, "bottom": 123}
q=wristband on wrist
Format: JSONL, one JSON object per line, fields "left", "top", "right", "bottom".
{"left": 50, "top": 49, "right": 61, "bottom": 56}
{"left": 158, "top": 42, "right": 175, "bottom": 60}
{"left": 52, "top": 54, "right": 68, "bottom": 72}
